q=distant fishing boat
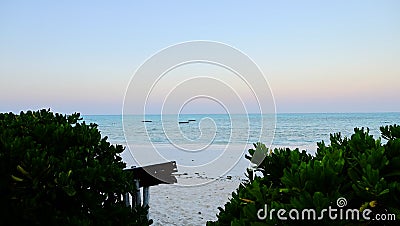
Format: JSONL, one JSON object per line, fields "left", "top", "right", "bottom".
{"left": 188, "top": 119, "right": 196, "bottom": 122}
{"left": 178, "top": 121, "right": 189, "bottom": 124}
{"left": 141, "top": 120, "right": 153, "bottom": 122}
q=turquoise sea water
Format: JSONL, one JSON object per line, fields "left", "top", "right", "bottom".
{"left": 83, "top": 113, "right": 399, "bottom": 179}
{"left": 84, "top": 112, "right": 400, "bottom": 150}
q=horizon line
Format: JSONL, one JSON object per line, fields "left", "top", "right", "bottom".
{"left": 81, "top": 111, "right": 400, "bottom": 116}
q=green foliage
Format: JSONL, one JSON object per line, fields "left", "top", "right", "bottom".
{"left": 0, "top": 109, "right": 152, "bottom": 225}
{"left": 208, "top": 125, "right": 400, "bottom": 225}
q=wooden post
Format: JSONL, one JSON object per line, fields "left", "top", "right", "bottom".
{"left": 143, "top": 186, "right": 150, "bottom": 207}
{"left": 143, "top": 186, "right": 150, "bottom": 220}
{"left": 134, "top": 179, "right": 141, "bottom": 206}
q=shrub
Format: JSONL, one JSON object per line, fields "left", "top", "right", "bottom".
{"left": 208, "top": 125, "right": 400, "bottom": 225}
{"left": 0, "top": 109, "right": 151, "bottom": 225}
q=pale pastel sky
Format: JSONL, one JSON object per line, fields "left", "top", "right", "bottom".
{"left": 1, "top": 1, "right": 399, "bottom": 114}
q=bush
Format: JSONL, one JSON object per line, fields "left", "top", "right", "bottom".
{"left": 0, "top": 109, "right": 151, "bottom": 225}
{"left": 208, "top": 125, "right": 400, "bottom": 225}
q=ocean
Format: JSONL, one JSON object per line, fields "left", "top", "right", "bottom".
{"left": 83, "top": 112, "right": 399, "bottom": 180}
{"left": 83, "top": 112, "right": 399, "bottom": 148}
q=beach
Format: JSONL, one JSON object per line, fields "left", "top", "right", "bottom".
{"left": 149, "top": 177, "right": 242, "bottom": 225}
{"left": 122, "top": 144, "right": 251, "bottom": 225}
{"left": 123, "top": 144, "right": 310, "bottom": 225}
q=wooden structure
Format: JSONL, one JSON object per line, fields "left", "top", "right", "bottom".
{"left": 123, "top": 161, "right": 178, "bottom": 218}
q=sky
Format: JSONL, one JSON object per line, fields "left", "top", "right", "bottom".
{"left": 1, "top": 0, "right": 399, "bottom": 115}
